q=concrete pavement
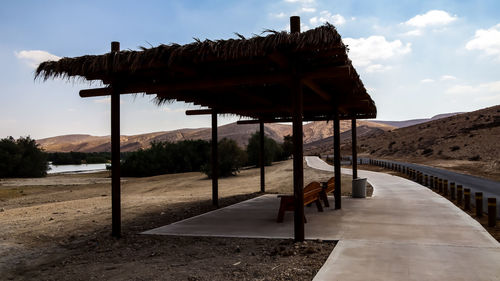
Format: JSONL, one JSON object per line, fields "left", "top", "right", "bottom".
{"left": 144, "top": 157, "right": 500, "bottom": 280}
{"left": 365, "top": 158, "right": 500, "bottom": 218}
{"left": 307, "top": 156, "right": 500, "bottom": 281}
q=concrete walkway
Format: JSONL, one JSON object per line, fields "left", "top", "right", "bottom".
{"left": 144, "top": 157, "right": 500, "bottom": 280}
{"left": 306, "top": 157, "right": 500, "bottom": 281}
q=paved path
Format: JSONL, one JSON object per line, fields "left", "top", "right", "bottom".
{"left": 364, "top": 158, "right": 500, "bottom": 217}
{"left": 305, "top": 156, "right": 500, "bottom": 281}
{"left": 145, "top": 157, "right": 500, "bottom": 280}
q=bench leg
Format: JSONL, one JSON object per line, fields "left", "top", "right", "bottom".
{"left": 320, "top": 191, "right": 330, "bottom": 207}
{"left": 277, "top": 201, "right": 286, "bottom": 223}
{"left": 315, "top": 199, "right": 324, "bottom": 212}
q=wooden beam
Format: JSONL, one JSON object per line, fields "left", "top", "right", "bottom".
{"left": 302, "top": 79, "right": 332, "bottom": 101}
{"left": 78, "top": 65, "right": 351, "bottom": 99}
{"left": 80, "top": 87, "right": 112, "bottom": 98}
{"left": 110, "top": 41, "right": 121, "bottom": 238}
{"left": 260, "top": 121, "right": 265, "bottom": 193}
{"left": 352, "top": 118, "right": 358, "bottom": 179}
{"left": 333, "top": 110, "right": 341, "bottom": 210}
{"left": 185, "top": 109, "right": 212, "bottom": 115}
{"left": 290, "top": 15, "right": 305, "bottom": 243}
{"left": 211, "top": 112, "right": 219, "bottom": 208}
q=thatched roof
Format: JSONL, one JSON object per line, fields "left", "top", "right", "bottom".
{"left": 36, "top": 23, "right": 376, "bottom": 120}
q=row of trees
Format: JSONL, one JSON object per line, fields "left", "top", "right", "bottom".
{"left": 47, "top": 151, "right": 111, "bottom": 165}
{"left": 0, "top": 133, "right": 293, "bottom": 178}
{"left": 120, "top": 132, "right": 293, "bottom": 177}
{"left": 0, "top": 136, "right": 48, "bottom": 178}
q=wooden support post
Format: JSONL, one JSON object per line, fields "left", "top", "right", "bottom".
{"left": 259, "top": 121, "right": 265, "bottom": 193}
{"left": 290, "top": 15, "right": 304, "bottom": 242}
{"left": 475, "top": 192, "right": 483, "bottom": 217}
{"left": 333, "top": 111, "right": 341, "bottom": 210}
{"left": 351, "top": 119, "right": 357, "bottom": 180}
{"left": 211, "top": 112, "right": 219, "bottom": 207}
{"left": 464, "top": 188, "right": 471, "bottom": 211}
{"left": 110, "top": 41, "right": 121, "bottom": 238}
{"left": 488, "top": 198, "right": 497, "bottom": 227}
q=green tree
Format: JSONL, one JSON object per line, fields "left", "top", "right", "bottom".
{"left": 120, "top": 140, "right": 210, "bottom": 177}
{"left": 246, "top": 132, "right": 283, "bottom": 167}
{"left": 281, "top": 135, "right": 293, "bottom": 160}
{"left": 0, "top": 136, "right": 48, "bottom": 178}
{"left": 201, "top": 138, "right": 247, "bottom": 178}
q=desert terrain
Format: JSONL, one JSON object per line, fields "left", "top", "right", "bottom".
{"left": 0, "top": 160, "right": 358, "bottom": 280}
{"left": 309, "top": 105, "right": 500, "bottom": 181}
{"left": 36, "top": 120, "right": 393, "bottom": 153}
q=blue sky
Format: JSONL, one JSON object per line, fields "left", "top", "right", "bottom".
{"left": 1, "top": 0, "right": 500, "bottom": 139}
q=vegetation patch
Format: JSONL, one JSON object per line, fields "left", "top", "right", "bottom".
{"left": 0, "top": 136, "right": 48, "bottom": 178}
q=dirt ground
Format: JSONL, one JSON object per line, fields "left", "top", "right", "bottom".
{"left": 0, "top": 160, "right": 349, "bottom": 281}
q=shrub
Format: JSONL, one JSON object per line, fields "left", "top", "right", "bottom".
{"left": 246, "top": 132, "right": 284, "bottom": 167}
{"left": 422, "top": 148, "right": 433, "bottom": 156}
{"left": 47, "top": 152, "right": 111, "bottom": 165}
{"left": 468, "top": 155, "right": 481, "bottom": 161}
{"left": 0, "top": 136, "right": 48, "bottom": 178}
{"left": 201, "top": 138, "right": 247, "bottom": 178}
{"left": 121, "top": 140, "right": 210, "bottom": 177}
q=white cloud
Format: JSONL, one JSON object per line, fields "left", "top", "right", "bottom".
{"left": 301, "top": 7, "right": 316, "bottom": 13}
{"left": 270, "top": 12, "right": 286, "bottom": 19}
{"left": 465, "top": 23, "right": 500, "bottom": 60}
{"left": 284, "top": 0, "right": 314, "bottom": 3}
{"left": 421, "top": 78, "right": 435, "bottom": 83}
{"left": 440, "top": 75, "right": 457, "bottom": 81}
{"left": 446, "top": 81, "right": 500, "bottom": 95}
{"left": 310, "top": 11, "right": 345, "bottom": 26}
{"left": 402, "top": 29, "right": 422, "bottom": 36}
{"left": 15, "top": 50, "right": 60, "bottom": 68}
{"left": 94, "top": 97, "right": 111, "bottom": 104}
{"left": 160, "top": 107, "right": 184, "bottom": 113}
{"left": 405, "top": 10, "right": 457, "bottom": 28}
{"left": 365, "top": 64, "right": 392, "bottom": 73}
{"left": 343, "top": 36, "right": 411, "bottom": 72}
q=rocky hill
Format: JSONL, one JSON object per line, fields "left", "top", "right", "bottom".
{"left": 355, "top": 105, "right": 500, "bottom": 161}
{"left": 37, "top": 120, "right": 392, "bottom": 153}
{"left": 374, "top": 112, "right": 464, "bottom": 128}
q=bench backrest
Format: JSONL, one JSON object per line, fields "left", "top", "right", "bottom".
{"left": 325, "top": 177, "right": 335, "bottom": 193}
{"left": 303, "top": 181, "right": 322, "bottom": 205}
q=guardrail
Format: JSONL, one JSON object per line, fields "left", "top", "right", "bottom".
{"left": 362, "top": 158, "right": 499, "bottom": 224}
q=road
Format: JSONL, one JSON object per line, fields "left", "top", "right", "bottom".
{"left": 362, "top": 157, "right": 500, "bottom": 218}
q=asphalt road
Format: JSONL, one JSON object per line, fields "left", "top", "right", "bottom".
{"left": 361, "top": 157, "right": 500, "bottom": 218}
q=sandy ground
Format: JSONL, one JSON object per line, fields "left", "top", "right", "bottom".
{"left": 0, "top": 160, "right": 350, "bottom": 281}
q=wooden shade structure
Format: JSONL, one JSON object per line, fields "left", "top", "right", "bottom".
{"left": 36, "top": 17, "right": 376, "bottom": 241}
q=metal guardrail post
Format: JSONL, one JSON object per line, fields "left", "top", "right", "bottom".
{"left": 457, "top": 185, "right": 463, "bottom": 206}
{"left": 464, "top": 188, "right": 471, "bottom": 211}
{"left": 450, "top": 182, "right": 456, "bottom": 200}
{"left": 488, "top": 198, "right": 496, "bottom": 227}
{"left": 475, "top": 192, "right": 483, "bottom": 217}
{"left": 443, "top": 179, "right": 449, "bottom": 197}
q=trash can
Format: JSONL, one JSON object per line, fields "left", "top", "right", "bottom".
{"left": 352, "top": 178, "right": 367, "bottom": 198}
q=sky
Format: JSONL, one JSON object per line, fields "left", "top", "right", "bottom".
{"left": 1, "top": 0, "right": 500, "bottom": 139}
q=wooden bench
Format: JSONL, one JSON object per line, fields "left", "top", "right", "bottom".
{"left": 320, "top": 177, "right": 335, "bottom": 207}
{"left": 276, "top": 181, "right": 323, "bottom": 223}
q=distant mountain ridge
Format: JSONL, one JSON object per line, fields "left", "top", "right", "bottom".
{"left": 36, "top": 111, "right": 472, "bottom": 153}
{"left": 37, "top": 120, "right": 394, "bottom": 153}
{"left": 374, "top": 112, "right": 464, "bottom": 128}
